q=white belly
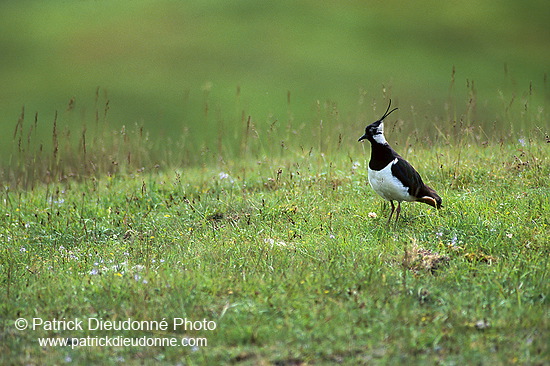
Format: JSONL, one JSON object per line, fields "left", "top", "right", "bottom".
{"left": 368, "top": 159, "right": 414, "bottom": 202}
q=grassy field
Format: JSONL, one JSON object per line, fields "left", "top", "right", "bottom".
{"left": 1, "top": 95, "right": 549, "bottom": 364}
{"left": 1, "top": 0, "right": 549, "bottom": 364}
{"left": 1, "top": 0, "right": 549, "bottom": 156}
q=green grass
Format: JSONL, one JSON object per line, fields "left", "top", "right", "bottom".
{"left": 1, "top": 1, "right": 549, "bottom": 363}
{"left": 1, "top": 0, "right": 549, "bottom": 154}
{"left": 1, "top": 123, "right": 548, "bottom": 364}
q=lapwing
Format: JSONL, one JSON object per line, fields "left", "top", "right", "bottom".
{"left": 358, "top": 100, "right": 442, "bottom": 224}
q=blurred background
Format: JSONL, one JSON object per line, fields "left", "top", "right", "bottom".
{"left": 1, "top": 0, "right": 548, "bottom": 166}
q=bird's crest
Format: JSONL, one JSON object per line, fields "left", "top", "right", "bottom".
{"left": 358, "top": 99, "right": 399, "bottom": 143}
{"left": 377, "top": 99, "right": 398, "bottom": 122}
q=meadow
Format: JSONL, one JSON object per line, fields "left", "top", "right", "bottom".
{"left": 1, "top": 0, "right": 549, "bottom": 151}
{"left": 1, "top": 0, "right": 549, "bottom": 364}
{"left": 1, "top": 89, "right": 548, "bottom": 364}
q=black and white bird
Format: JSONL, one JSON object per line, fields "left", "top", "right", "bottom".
{"left": 358, "top": 100, "right": 442, "bottom": 224}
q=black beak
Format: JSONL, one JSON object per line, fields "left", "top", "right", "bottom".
{"left": 358, "top": 134, "right": 367, "bottom": 142}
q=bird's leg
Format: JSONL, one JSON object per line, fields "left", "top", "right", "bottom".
{"left": 387, "top": 201, "right": 395, "bottom": 225}
{"left": 395, "top": 201, "right": 402, "bottom": 223}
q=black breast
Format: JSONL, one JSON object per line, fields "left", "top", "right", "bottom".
{"left": 369, "top": 143, "right": 399, "bottom": 171}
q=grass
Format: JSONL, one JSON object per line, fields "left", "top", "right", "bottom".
{"left": 0, "top": 90, "right": 548, "bottom": 364}
{"left": 0, "top": 2, "right": 548, "bottom": 362}
{"left": 1, "top": 0, "right": 549, "bottom": 151}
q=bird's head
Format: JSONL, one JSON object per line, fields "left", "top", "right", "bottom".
{"left": 358, "top": 100, "right": 398, "bottom": 144}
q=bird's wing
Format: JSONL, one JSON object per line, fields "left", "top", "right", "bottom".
{"left": 391, "top": 157, "right": 426, "bottom": 197}
{"left": 392, "top": 157, "right": 442, "bottom": 208}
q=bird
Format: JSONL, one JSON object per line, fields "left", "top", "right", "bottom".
{"left": 358, "top": 100, "right": 442, "bottom": 224}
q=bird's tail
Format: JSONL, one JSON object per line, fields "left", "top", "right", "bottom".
{"left": 418, "top": 186, "right": 442, "bottom": 209}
